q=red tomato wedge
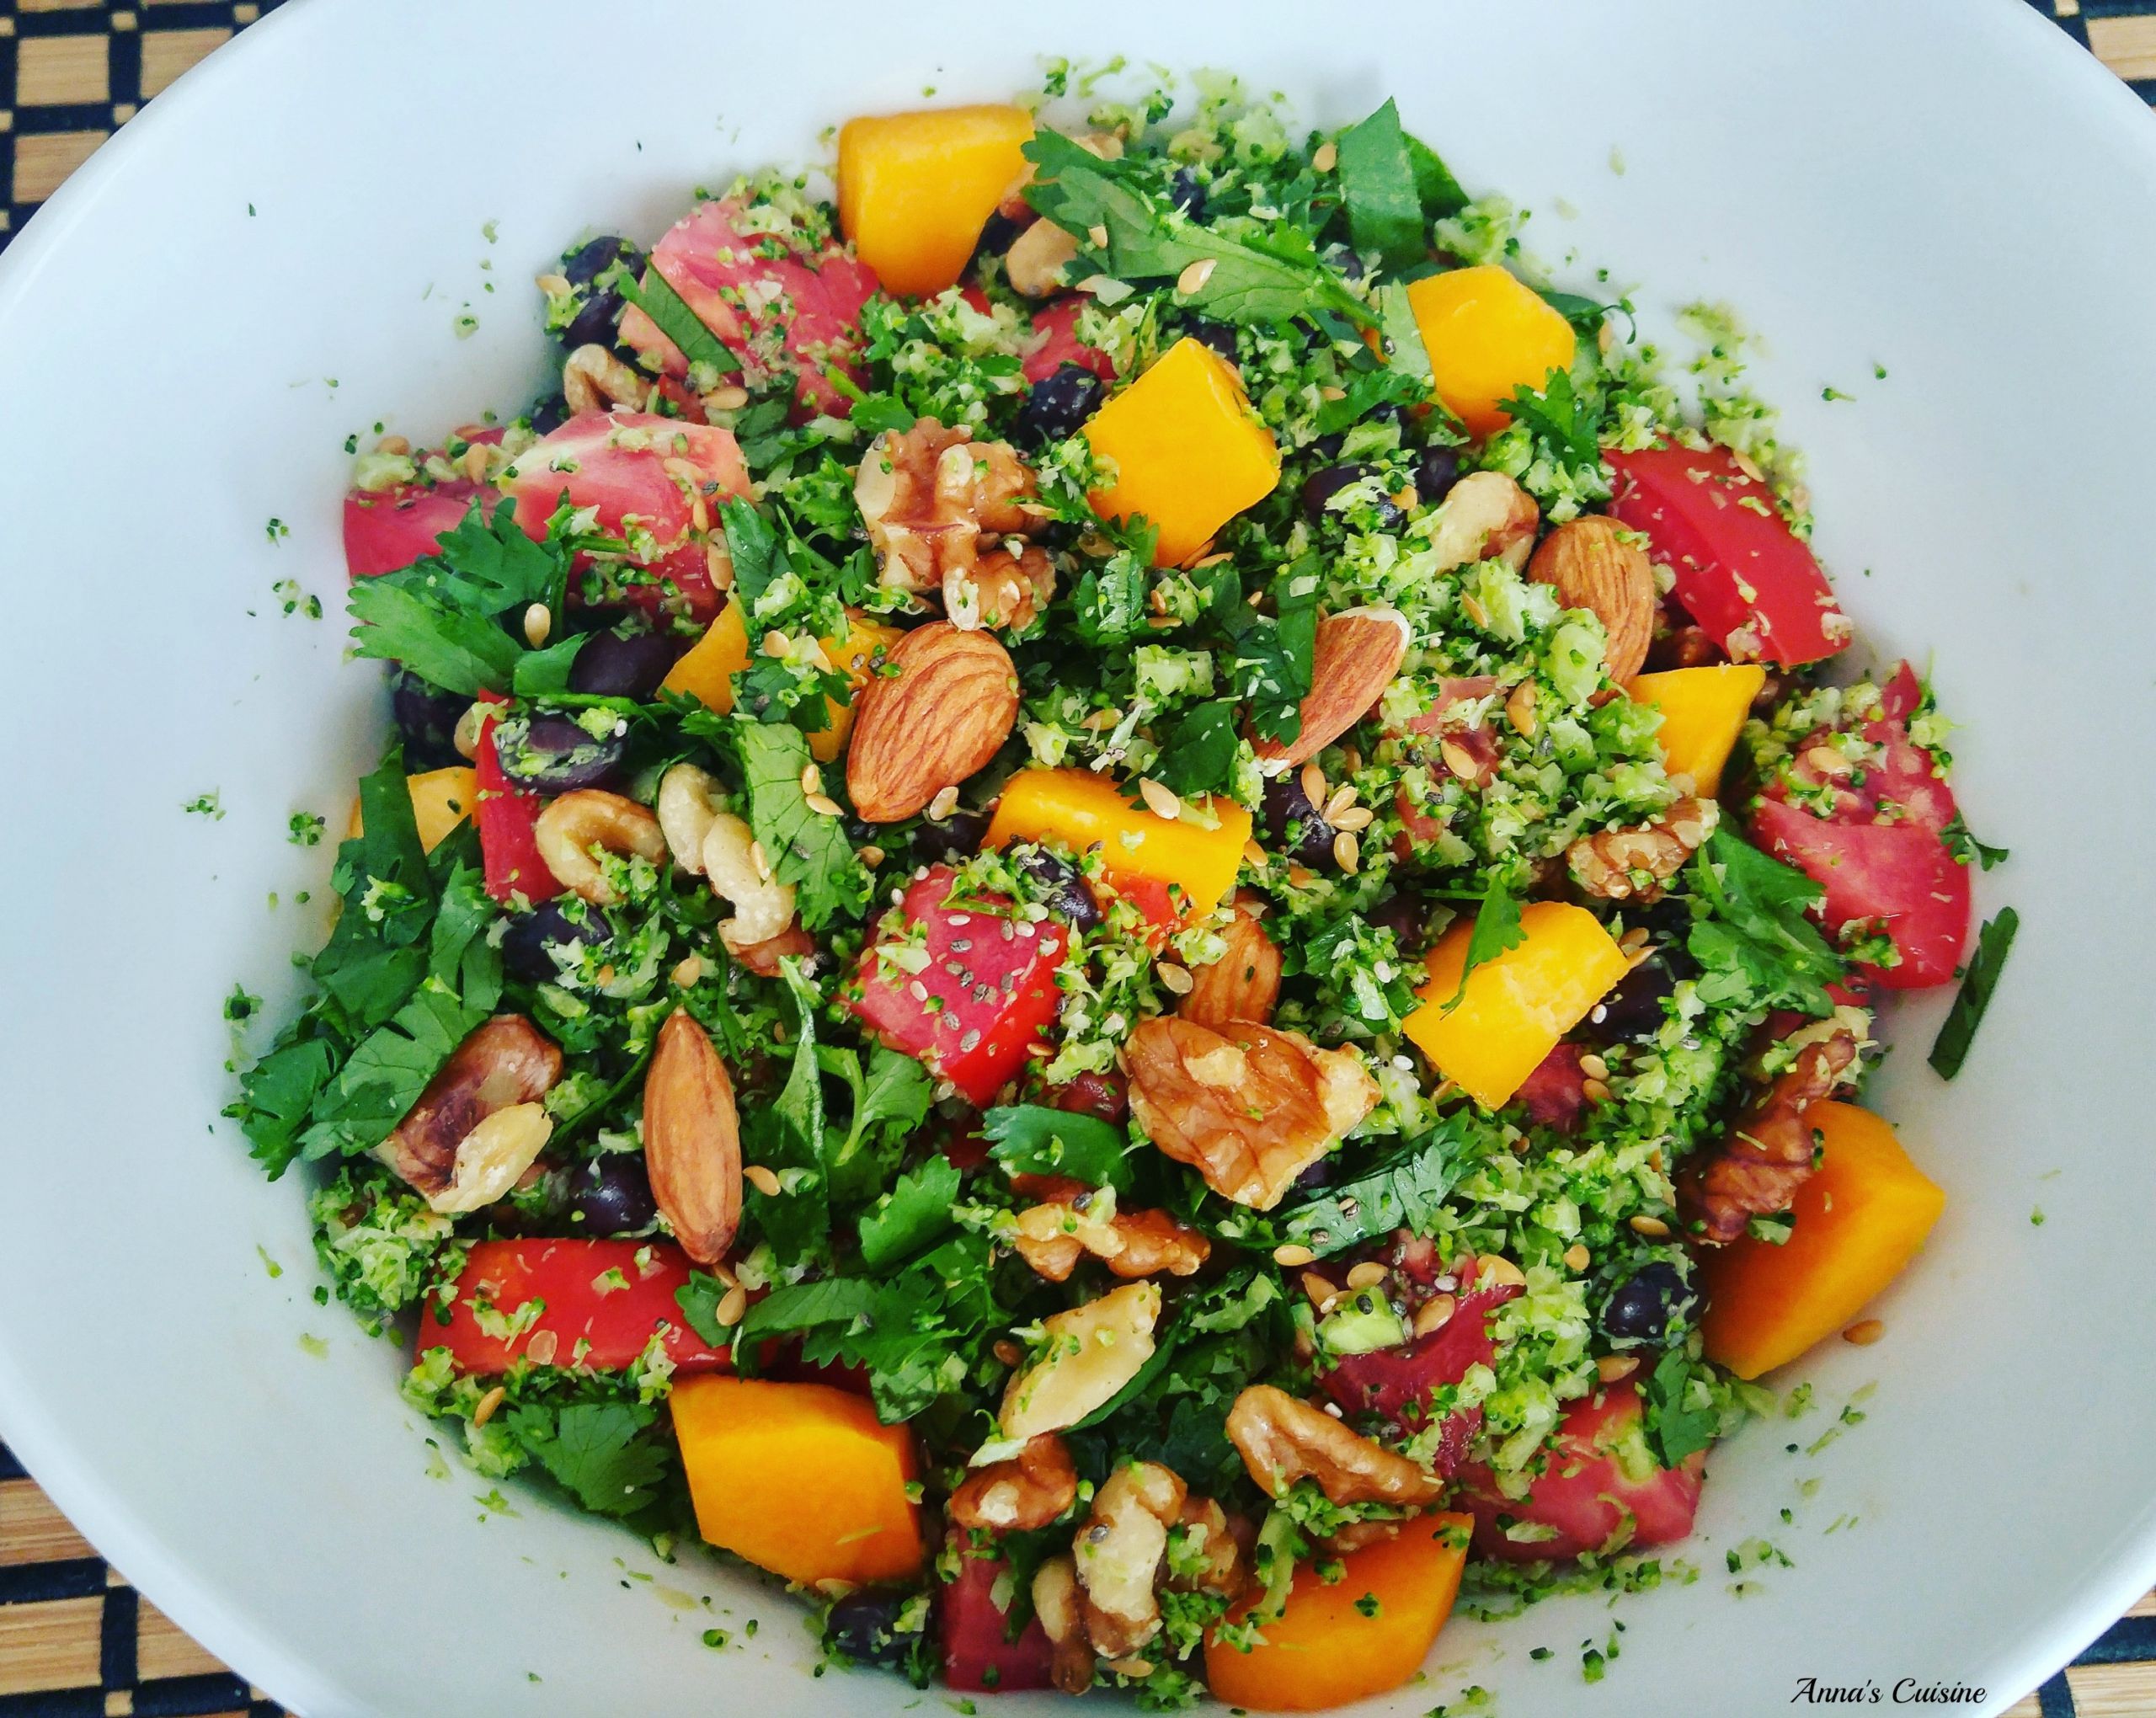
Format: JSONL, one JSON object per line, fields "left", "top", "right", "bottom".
{"left": 1022, "top": 296, "right": 1115, "bottom": 384}
{"left": 1318, "top": 1283, "right": 1519, "bottom": 1476}
{"left": 343, "top": 478, "right": 481, "bottom": 579}
{"left": 1608, "top": 445, "right": 1849, "bottom": 668}
{"left": 425, "top": 1238, "right": 731, "bottom": 1376}
{"left": 848, "top": 866, "right": 1069, "bottom": 1107}
{"left": 1749, "top": 799, "right": 1971, "bottom": 989}
{"left": 1455, "top": 1380, "right": 1705, "bottom": 1562}
{"left": 497, "top": 410, "right": 750, "bottom": 623}
{"left": 1513, "top": 1043, "right": 1588, "bottom": 1132}
{"left": 940, "top": 1540, "right": 1055, "bottom": 1693}
{"left": 618, "top": 197, "right": 879, "bottom": 416}
{"left": 472, "top": 701, "right": 560, "bottom": 904}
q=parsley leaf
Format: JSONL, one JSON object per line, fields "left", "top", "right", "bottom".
{"left": 1643, "top": 1348, "right": 1720, "bottom": 1468}
{"left": 718, "top": 495, "right": 781, "bottom": 611}
{"left": 1333, "top": 99, "right": 1424, "bottom": 269}
{"left": 822, "top": 1043, "right": 937, "bottom": 1203}
{"left": 1278, "top": 1128, "right": 1464, "bottom": 1257}
{"left": 1220, "top": 558, "right": 1319, "bottom": 744}
{"left": 857, "top": 1155, "right": 961, "bottom": 1270}
{"left": 1444, "top": 876, "right": 1526, "bottom": 1011}
{"left": 507, "top": 1402, "right": 668, "bottom": 1517}
{"left": 736, "top": 1274, "right": 882, "bottom": 1344}
{"left": 1153, "top": 700, "right": 1241, "bottom": 798}
{"left": 227, "top": 1038, "right": 338, "bottom": 1176}
{"left": 1500, "top": 366, "right": 1603, "bottom": 470}
{"left": 614, "top": 263, "right": 739, "bottom": 375}
{"left": 1929, "top": 907, "right": 2017, "bottom": 1080}
{"left": 731, "top": 719, "right": 872, "bottom": 930}
{"left": 1404, "top": 133, "right": 1469, "bottom": 220}
{"left": 298, "top": 981, "right": 484, "bottom": 1162}
{"left": 983, "top": 1104, "right": 1135, "bottom": 1192}
{"left": 1688, "top": 827, "right": 1849, "bottom": 1016}
{"left": 739, "top": 964, "right": 830, "bottom": 1265}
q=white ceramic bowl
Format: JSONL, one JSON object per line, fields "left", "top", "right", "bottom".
{"left": 3, "top": 1, "right": 2154, "bottom": 1712}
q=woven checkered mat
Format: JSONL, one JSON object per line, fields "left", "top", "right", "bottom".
{"left": 1, "top": 2, "right": 2152, "bottom": 1713}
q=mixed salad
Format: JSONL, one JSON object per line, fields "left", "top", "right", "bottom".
{"left": 229, "top": 72, "right": 2014, "bottom": 1710}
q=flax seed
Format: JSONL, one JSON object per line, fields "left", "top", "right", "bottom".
{"left": 1629, "top": 1214, "right": 1672, "bottom": 1238}
{"left": 1312, "top": 140, "right": 1339, "bottom": 173}
{"left": 1139, "top": 777, "right": 1183, "bottom": 821}
{"left": 744, "top": 1164, "right": 782, "bottom": 1198}
{"left": 472, "top": 1385, "right": 507, "bottom": 1428}
{"left": 522, "top": 603, "right": 552, "bottom": 648}
{"left": 1563, "top": 1242, "right": 1591, "bottom": 1271}
{"left": 1842, "top": 1319, "right": 1885, "bottom": 1346}
{"left": 1177, "top": 259, "right": 1217, "bottom": 296}
{"left": 1345, "top": 1261, "right": 1388, "bottom": 1291}
{"left": 1597, "top": 1353, "right": 1640, "bottom": 1384}
{"left": 1412, "top": 1294, "right": 1458, "bottom": 1337}
{"left": 1271, "top": 1243, "right": 1316, "bottom": 1267}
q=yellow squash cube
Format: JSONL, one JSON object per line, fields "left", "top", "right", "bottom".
{"left": 1406, "top": 264, "right": 1577, "bottom": 438}
{"left": 838, "top": 104, "right": 1035, "bottom": 298}
{"left": 985, "top": 766, "right": 1251, "bottom": 913}
{"left": 1627, "top": 664, "right": 1767, "bottom": 798}
{"left": 1403, "top": 901, "right": 1628, "bottom": 1109}
{"left": 661, "top": 601, "right": 904, "bottom": 763}
{"left": 1084, "top": 336, "right": 1281, "bottom": 567}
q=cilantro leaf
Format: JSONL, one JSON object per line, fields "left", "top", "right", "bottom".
{"left": 983, "top": 1104, "right": 1134, "bottom": 1192}
{"left": 732, "top": 719, "right": 871, "bottom": 930}
{"left": 1220, "top": 559, "right": 1318, "bottom": 744}
{"left": 822, "top": 1044, "right": 936, "bottom": 1204}
{"left": 1643, "top": 1348, "right": 1720, "bottom": 1468}
{"left": 1153, "top": 701, "right": 1241, "bottom": 798}
{"left": 510, "top": 632, "right": 587, "bottom": 696}
{"left": 1071, "top": 551, "right": 1155, "bottom": 649}
{"left": 1499, "top": 365, "right": 1603, "bottom": 470}
{"left": 1333, "top": 99, "right": 1424, "bottom": 269}
{"left": 298, "top": 981, "right": 483, "bottom": 1162}
{"left": 227, "top": 1038, "right": 338, "bottom": 1176}
{"left": 1929, "top": 907, "right": 2017, "bottom": 1080}
{"left": 1444, "top": 877, "right": 1526, "bottom": 1011}
{"left": 738, "top": 963, "right": 830, "bottom": 1265}
{"left": 615, "top": 263, "right": 739, "bottom": 375}
{"left": 1404, "top": 133, "right": 1469, "bottom": 220}
{"left": 718, "top": 495, "right": 781, "bottom": 611}
{"left": 1278, "top": 1129, "right": 1463, "bottom": 1257}
{"left": 857, "top": 1155, "right": 961, "bottom": 1270}
{"left": 507, "top": 1402, "right": 668, "bottom": 1518}
{"left": 1688, "top": 827, "right": 1849, "bottom": 1016}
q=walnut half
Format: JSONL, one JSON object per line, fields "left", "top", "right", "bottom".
{"left": 1010, "top": 1185, "right": 1211, "bottom": 1283}
{"left": 854, "top": 418, "right": 1038, "bottom": 600}
{"left": 1567, "top": 797, "right": 1720, "bottom": 903}
{"left": 1225, "top": 1385, "right": 1444, "bottom": 1509}
{"left": 948, "top": 1433, "right": 1079, "bottom": 1534}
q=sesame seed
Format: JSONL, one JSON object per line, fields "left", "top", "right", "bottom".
{"left": 1412, "top": 1294, "right": 1457, "bottom": 1337}
{"left": 706, "top": 384, "right": 750, "bottom": 412}
{"left": 1332, "top": 805, "right": 1374, "bottom": 833}
{"left": 1843, "top": 1319, "right": 1886, "bottom": 1346}
{"left": 1476, "top": 1255, "right": 1526, "bottom": 1289}
{"left": 1299, "top": 761, "right": 1327, "bottom": 811}
{"left": 1629, "top": 1214, "right": 1672, "bottom": 1238}
{"left": 522, "top": 603, "right": 552, "bottom": 648}
{"left": 749, "top": 840, "right": 772, "bottom": 881}
{"left": 525, "top": 1330, "right": 559, "bottom": 1367}
{"left": 1577, "top": 1053, "right": 1611, "bottom": 1080}
{"left": 1271, "top": 1243, "right": 1316, "bottom": 1267}
{"left": 1177, "top": 258, "right": 1217, "bottom": 296}
{"left": 1439, "top": 739, "right": 1481, "bottom": 782}
{"left": 799, "top": 764, "right": 822, "bottom": 795}
{"left": 857, "top": 845, "right": 885, "bottom": 867}
{"left": 1299, "top": 1270, "right": 1340, "bottom": 1313}
{"left": 744, "top": 1164, "right": 782, "bottom": 1198}
{"left": 1332, "top": 830, "right": 1360, "bottom": 872}
{"left": 1139, "top": 777, "right": 1183, "bottom": 821}
{"left": 376, "top": 434, "right": 412, "bottom": 456}
{"left": 1087, "top": 224, "right": 1110, "bottom": 249}
{"left": 1582, "top": 1077, "right": 1613, "bottom": 1104}
{"left": 1312, "top": 140, "right": 1339, "bottom": 173}
{"left": 993, "top": 1339, "right": 1023, "bottom": 1366}
{"left": 761, "top": 630, "right": 791, "bottom": 659}
{"left": 1322, "top": 783, "right": 1358, "bottom": 821}
{"left": 1243, "top": 839, "right": 1268, "bottom": 867}
{"left": 1506, "top": 680, "right": 1539, "bottom": 737}
{"left": 671, "top": 955, "right": 703, "bottom": 988}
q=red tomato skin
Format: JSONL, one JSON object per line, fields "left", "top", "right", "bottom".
{"left": 619, "top": 198, "right": 879, "bottom": 416}
{"left": 1318, "top": 1283, "right": 1519, "bottom": 1476}
{"left": 850, "top": 867, "right": 1068, "bottom": 1107}
{"left": 1091, "top": 872, "right": 1182, "bottom": 946}
{"left": 472, "top": 702, "right": 560, "bottom": 904}
{"left": 343, "top": 479, "right": 479, "bottom": 579}
{"left": 939, "top": 1542, "right": 1056, "bottom": 1694}
{"left": 1749, "top": 799, "right": 1971, "bottom": 989}
{"left": 1022, "top": 297, "right": 1115, "bottom": 384}
{"left": 425, "top": 1238, "right": 731, "bottom": 1376}
{"left": 1608, "top": 445, "right": 1849, "bottom": 668}
{"left": 1456, "top": 1381, "right": 1705, "bottom": 1562}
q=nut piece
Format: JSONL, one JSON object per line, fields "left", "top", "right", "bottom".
{"left": 1684, "top": 1024, "right": 1860, "bottom": 1244}
{"left": 1163, "top": 1496, "right": 1247, "bottom": 1599}
{"left": 1001, "top": 1280, "right": 1162, "bottom": 1440}
{"left": 855, "top": 419, "right": 1038, "bottom": 597}
{"left": 655, "top": 762, "right": 724, "bottom": 875}
{"left": 1254, "top": 606, "right": 1410, "bottom": 771}
{"left": 641, "top": 1011, "right": 743, "bottom": 1266}
{"left": 430, "top": 1102, "right": 554, "bottom": 1214}
{"left": 1177, "top": 891, "right": 1283, "bottom": 1029}
{"left": 1527, "top": 516, "right": 1657, "bottom": 682}
{"left": 1011, "top": 1187, "right": 1211, "bottom": 1283}
{"left": 1427, "top": 470, "right": 1540, "bottom": 574}
{"left": 1075, "top": 1461, "right": 1186, "bottom": 1661}
{"left": 700, "top": 809, "right": 798, "bottom": 950}
{"left": 1566, "top": 797, "right": 1720, "bottom": 903}
{"left": 1225, "top": 1385, "right": 1444, "bottom": 1507}
{"left": 533, "top": 790, "right": 669, "bottom": 906}
{"left": 1031, "top": 1555, "right": 1098, "bottom": 1695}
{"left": 382, "top": 1015, "right": 563, "bottom": 1200}
{"left": 1122, "top": 1019, "right": 1378, "bottom": 1210}
{"left": 562, "top": 343, "right": 648, "bottom": 416}
{"left": 947, "top": 542, "right": 1055, "bottom": 634}
{"left": 1006, "top": 218, "right": 1082, "bottom": 296}
{"left": 949, "top": 1433, "right": 1080, "bottom": 1533}
{"left": 846, "top": 622, "right": 1019, "bottom": 823}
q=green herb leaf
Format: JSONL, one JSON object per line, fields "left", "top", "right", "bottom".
{"left": 1444, "top": 877, "right": 1526, "bottom": 1011}
{"left": 1644, "top": 1348, "right": 1719, "bottom": 1468}
{"left": 299, "top": 981, "right": 484, "bottom": 1162}
{"left": 983, "top": 1104, "right": 1134, "bottom": 1192}
{"left": 507, "top": 1402, "right": 668, "bottom": 1517}
{"left": 822, "top": 1043, "right": 937, "bottom": 1204}
{"left": 858, "top": 1155, "right": 962, "bottom": 1270}
{"left": 1499, "top": 365, "right": 1602, "bottom": 470}
{"left": 719, "top": 495, "right": 781, "bottom": 612}
{"left": 1688, "top": 827, "right": 1849, "bottom": 1016}
{"left": 1278, "top": 1130, "right": 1463, "bottom": 1256}
{"left": 739, "top": 963, "right": 830, "bottom": 1265}
{"left": 1153, "top": 700, "right": 1242, "bottom": 798}
{"left": 510, "top": 632, "right": 587, "bottom": 696}
{"left": 736, "top": 1275, "right": 883, "bottom": 1343}
{"left": 1928, "top": 907, "right": 2017, "bottom": 1080}
{"left": 616, "top": 264, "right": 740, "bottom": 374}
{"left": 1403, "top": 132, "right": 1469, "bottom": 219}
{"left": 732, "top": 719, "right": 872, "bottom": 929}
{"left": 1333, "top": 99, "right": 1424, "bottom": 269}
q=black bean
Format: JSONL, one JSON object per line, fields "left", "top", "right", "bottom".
{"left": 1588, "top": 954, "right": 1680, "bottom": 1044}
{"left": 1177, "top": 314, "right": 1239, "bottom": 363}
{"left": 502, "top": 899, "right": 616, "bottom": 985}
{"left": 1413, "top": 445, "right": 1463, "bottom": 506}
{"left": 1262, "top": 772, "right": 1342, "bottom": 869}
{"left": 972, "top": 211, "right": 1024, "bottom": 262}
{"left": 1291, "top": 1155, "right": 1337, "bottom": 1194}
{"left": 529, "top": 392, "right": 570, "bottom": 436}
{"left": 1017, "top": 846, "right": 1102, "bottom": 930}
{"left": 1167, "top": 168, "right": 1207, "bottom": 219}
{"left": 823, "top": 1590, "right": 921, "bottom": 1670}
{"left": 1366, "top": 890, "right": 1431, "bottom": 953}
{"left": 914, "top": 809, "right": 991, "bottom": 867}
{"left": 490, "top": 712, "right": 628, "bottom": 793}
{"left": 389, "top": 668, "right": 468, "bottom": 771}
{"left": 557, "top": 235, "right": 646, "bottom": 352}
{"left": 567, "top": 1155, "right": 659, "bottom": 1238}
{"left": 1301, "top": 463, "right": 1403, "bottom": 531}
{"left": 1602, "top": 1262, "right": 1698, "bottom": 1342}
{"left": 1324, "top": 244, "right": 1367, "bottom": 282}
{"left": 1012, "top": 363, "right": 1104, "bottom": 450}
{"left": 568, "top": 622, "right": 685, "bottom": 701}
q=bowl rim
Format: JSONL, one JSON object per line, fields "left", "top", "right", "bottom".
{"left": 3, "top": 1, "right": 2156, "bottom": 1713}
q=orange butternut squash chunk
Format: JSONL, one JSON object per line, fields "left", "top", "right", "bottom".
{"left": 1084, "top": 337, "right": 1281, "bottom": 566}
{"left": 1629, "top": 664, "right": 1767, "bottom": 798}
{"left": 985, "top": 766, "right": 1251, "bottom": 913}
{"left": 1700, "top": 1101, "right": 1945, "bottom": 1380}
{"left": 670, "top": 1377, "right": 924, "bottom": 1585}
{"left": 1402, "top": 901, "right": 1628, "bottom": 1110}
{"left": 1205, "top": 1513, "right": 1473, "bottom": 1711}
{"left": 838, "top": 105, "right": 1035, "bottom": 298}
{"left": 347, "top": 765, "right": 477, "bottom": 854}
{"left": 660, "top": 601, "right": 903, "bottom": 763}
{"left": 1406, "top": 264, "right": 1577, "bottom": 438}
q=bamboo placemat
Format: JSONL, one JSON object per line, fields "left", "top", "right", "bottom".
{"left": 2, "top": 2, "right": 2153, "bottom": 1713}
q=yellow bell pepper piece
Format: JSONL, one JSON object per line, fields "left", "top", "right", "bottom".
{"left": 985, "top": 766, "right": 1251, "bottom": 912}
{"left": 1084, "top": 337, "right": 1281, "bottom": 567}
{"left": 660, "top": 601, "right": 904, "bottom": 764}
{"left": 670, "top": 1377, "right": 924, "bottom": 1585}
{"left": 1628, "top": 664, "right": 1767, "bottom": 798}
{"left": 1701, "top": 1102, "right": 1945, "bottom": 1380}
{"left": 1406, "top": 264, "right": 1577, "bottom": 438}
{"left": 346, "top": 765, "right": 477, "bottom": 854}
{"left": 1403, "top": 901, "right": 1628, "bottom": 1109}
{"left": 838, "top": 105, "right": 1035, "bottom": 298}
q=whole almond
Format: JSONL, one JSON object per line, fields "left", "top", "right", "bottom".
{"left": 1527, "top": 517, "right": 1656, "bottom": 682}
{"left": 642, "top": 1010, "right": 742, "bottom": 1266}
{"left": 846, "top": 622, "right": 1018, "bottom": 822}
{"left": 1254, "top": 606, "right": 1409, "bottom": 770}
{"left": 1179, "top": 891, "right": 1283, "bottom": 1029}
